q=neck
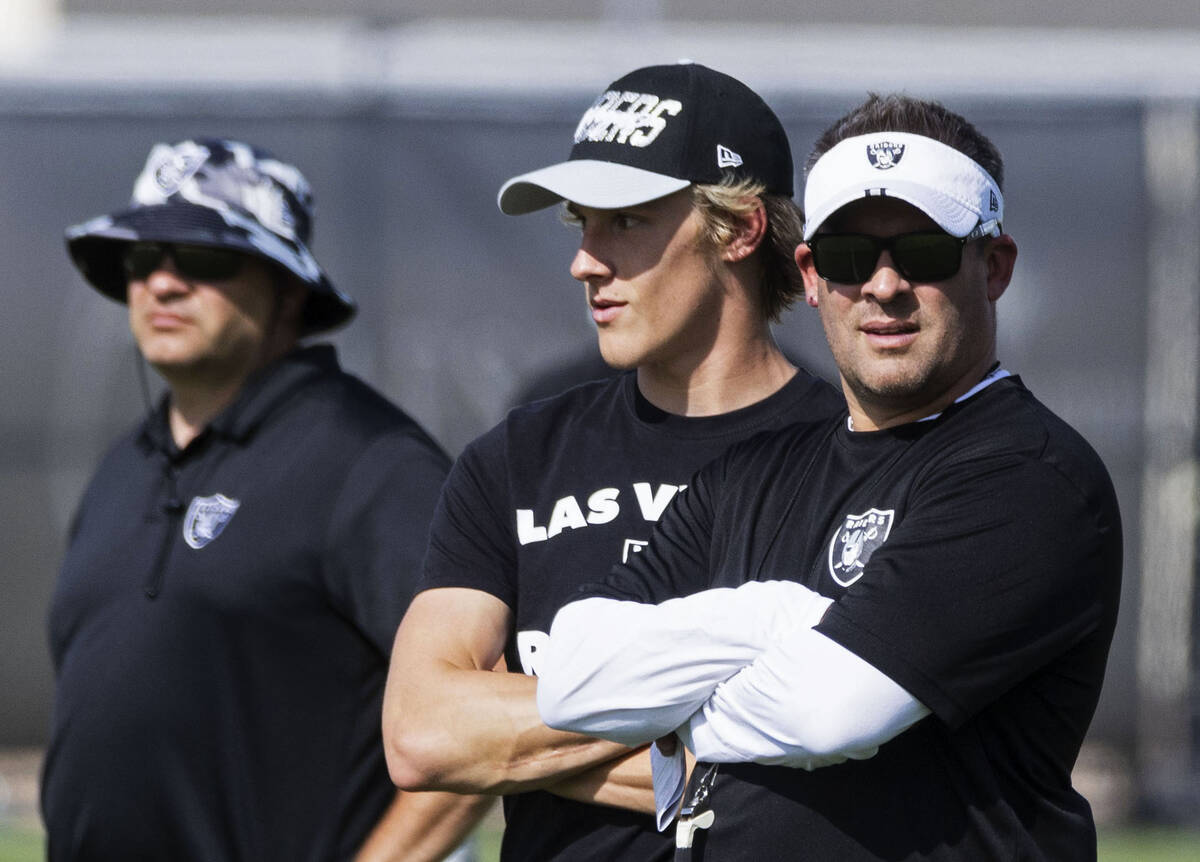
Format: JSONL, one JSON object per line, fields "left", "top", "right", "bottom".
{"left": 636, "top": 328, "right": 796, "bottom": 416}
{"left": 845, "top": 354, "right": 998, "bottom": 432}
{"left": 160, "top": 340, "right": 295, "bottom": 448}
{"left": 165, "top": 372, "right": 251, "bottom": 449}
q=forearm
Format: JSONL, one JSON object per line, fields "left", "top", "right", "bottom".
{"left": 540, "top": 744, "right": 658, "bottom": 814}
{"left": 384, "top": 589, "right": 633, "bottom": 795}
{"left": 537, "top": 582, "right": 833, "bottom": 745}
{"left": 354, "top": 790, "right": 495, "bottom": 862}
{"left": 387, "top": 659, "right": 632, "bottom": 794}
{"left": 681, "top": 628, "right": 930, "bottom": 767}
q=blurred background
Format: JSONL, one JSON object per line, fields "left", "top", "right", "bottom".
{"left": 2, "top": 0, "right": 1199, "bottom": 858}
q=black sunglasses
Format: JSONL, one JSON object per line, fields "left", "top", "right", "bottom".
{"left": 122, "top": 242, "right": 244, "bottom": 282}
{"left": 808, "top": 219, "right": 1001, "bottom": 284}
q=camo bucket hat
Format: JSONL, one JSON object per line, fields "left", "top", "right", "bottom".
{"left": 66, "top": 138, "right": 355, "bottom": 333}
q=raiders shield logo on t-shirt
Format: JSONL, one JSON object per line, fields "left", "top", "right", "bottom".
{"left": 828, "top": 508, "right": 894, "bottom": 587}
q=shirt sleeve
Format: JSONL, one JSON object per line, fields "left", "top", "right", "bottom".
{"left": 322, "top": 428, "right": 451, "bottom": 654}
{"left": 576, "top": 446, "right": 725, "bottom": 605}
{"left": 535, "top": 451, "right": 731, "bottom": 739}
{"left": 537, "top": 447, "right": 831, "bottom": 743}
{"left": 680, "top": 627, "right": 929, "bottom": 767}
{"left": 536, "top": 581, "right": 833, "bottom": 745}
{"left": 816, "top": 446, "right": 1121, "bottom": 729}
{"left": 418, "top": 426, "right": 519, "bottom": 607}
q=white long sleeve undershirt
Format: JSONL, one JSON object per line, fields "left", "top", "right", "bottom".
{"left": 536, "top": 580, "right": 929, "bottom": 827}
{"left": 536, "top": 582, "right": 834, "bottom": 745}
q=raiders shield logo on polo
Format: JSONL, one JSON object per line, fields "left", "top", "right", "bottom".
{"left": 866, "top": 142, "right": 905, "bottom": 170}
{"left": 183, "top": 493, "right": 241, "bottom": 550}
{"left": 828, "top": 508, "right": 895, "bottom": 587}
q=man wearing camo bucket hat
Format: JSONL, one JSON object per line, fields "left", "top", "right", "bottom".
{"left": 42, "top": 139, "right": 490, "bottom": 861}
{"left": 65, "top": 137, "right": 355, "bottom": 333}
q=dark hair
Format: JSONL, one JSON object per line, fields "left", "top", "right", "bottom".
{"left": 806, "top": 93, "right": 1004, "bottom": 190}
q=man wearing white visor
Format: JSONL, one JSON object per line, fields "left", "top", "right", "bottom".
{"left": 536, "top": 93, "right": 1122, "bottom": 860}
{"left": 382, "top": 63, "right": 843, "bottom": 861}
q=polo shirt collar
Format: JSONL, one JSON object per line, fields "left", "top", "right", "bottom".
{"left": 139, "top": 344, "right": 339, "bottom": 454}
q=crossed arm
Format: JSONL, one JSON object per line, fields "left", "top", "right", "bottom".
{"left": 382, "top": 586, "right": 659, "bottom": 812}
{"left": 354, "top": 789, "right": 495, "bottom": 862}
{"left": 536, "top": 581, "right": 929, "bottom": 769}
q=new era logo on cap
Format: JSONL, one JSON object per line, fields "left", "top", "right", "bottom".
{"left": 717, "top": 145, "right": 743, "bottom": 169}
{"left": 497, "top": 62, "right": 794, "bottom": 215}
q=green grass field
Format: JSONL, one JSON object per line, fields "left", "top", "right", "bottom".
{"left": 1097, "top": 826, "right": 1200, "bottom": 860}
{"left": 3, "top": 824, "right": 1199, "bottom": 861}
{"left": 0, "top": 826, "right": 42, "bottom": 862}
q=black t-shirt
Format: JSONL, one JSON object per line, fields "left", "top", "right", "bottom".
{"left": 43, "top": 346, "right": 451, "bottom": 862}
{"left": 421, "top": 369, "right": 844, "bottom": 862}
{"left": 589, "top": 376, "right": 1122, "bottom": 861}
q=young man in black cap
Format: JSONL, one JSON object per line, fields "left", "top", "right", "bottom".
{"left": 42, "top": 138, "right": 488, "bottom": 861}
{"left": 537, "top": 94, "right": 1123, "bottom": 860}
{"left": 383, "top": 63, "right": 843, "bottom": 861}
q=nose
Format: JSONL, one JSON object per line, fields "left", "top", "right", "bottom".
{"left": 141, "top": 254, "right": 190, "bottom": 299}
{"left": 569, "top": 242, "right": 612, "bottom": 284}
{"left": 859, "top": 250, "right": 910, "bottom": 303}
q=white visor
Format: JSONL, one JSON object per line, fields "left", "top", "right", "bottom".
{"left": 497, "top": 159, "right": 691, "bottom": 215}
{"left": 802, "top": 132, "right": 1003, "bottom": 240}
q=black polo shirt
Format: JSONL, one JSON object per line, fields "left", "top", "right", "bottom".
{"left": 43, "top": 345, "right": 450, "bottom": 862}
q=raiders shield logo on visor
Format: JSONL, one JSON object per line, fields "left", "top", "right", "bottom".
{"left": 866, "top": 141, "right": 906, "bottom": 170}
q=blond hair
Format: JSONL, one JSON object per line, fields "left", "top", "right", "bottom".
{"left": 691, "top": 177, "right": 805, "bottom": 321}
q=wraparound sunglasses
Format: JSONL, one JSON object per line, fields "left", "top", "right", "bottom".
{"left": 809, "top": 219, "right": 1001, "bottom": 284}
{"left": 122, "top": 242, "right": 244, "bottom": 282}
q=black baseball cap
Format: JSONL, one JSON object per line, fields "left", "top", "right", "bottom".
{"left": 498, "top": 62, "right": 794, "bottom": 215}
{"left": 65, "top": 138, "right": 355, "bottom": 334}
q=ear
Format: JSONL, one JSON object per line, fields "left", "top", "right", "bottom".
{"left": 794, "top": 242, "right": 821, "bottom": 307}
{"left": 274, "top": 275, "right": 309, "bottom": 332}
{"left": 720, "top": 198, "right": 768, "bottom": 263}
{"left": 984, "top": 234, "right": 1018, "bottom": 301}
